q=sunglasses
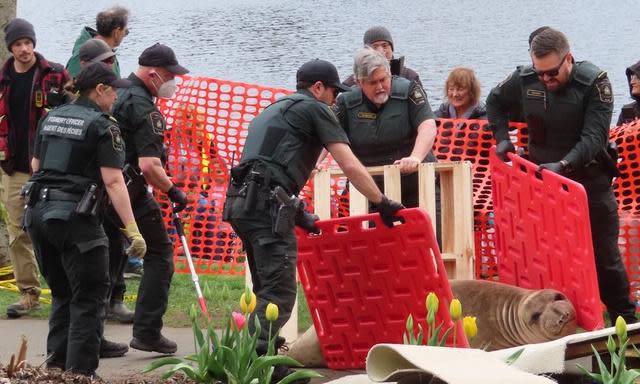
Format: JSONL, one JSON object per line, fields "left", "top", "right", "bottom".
{"left": 533, "top": 54, "right": 567, "bottom": 78}
{"left": 322, "top": 83, "right": 339, "bottom": 97}
{"left": 102, "top": 56, "right": 115, "bottom": 65}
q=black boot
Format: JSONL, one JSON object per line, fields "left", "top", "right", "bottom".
{"left": 106, "top": 300, "right": 134, "bottom": 324}
{"left": 100, "top": 338, "right": 129, "bottom": 358}
{"left": 130, "top": 334, "right": 177, "bottom": 354}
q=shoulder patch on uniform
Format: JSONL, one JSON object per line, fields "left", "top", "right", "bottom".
{"left": 596, "top": 77, "right": 613, "bottom": 104}
{"left": 409, "top": 86, "right": 426, "bottom": 105}
{"left": 108, "top": 125, "right": 124, "bottom": 152}
{"left": 498, "top": 72, "right": 513, "bottom": 87}
{"left": 148, "top": 111, "right": 166, "bottom": 135}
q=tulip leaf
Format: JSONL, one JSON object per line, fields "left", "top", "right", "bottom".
{"left": 276, "top": 369, "right": 324, "bottom": 384}
{"left": 142, "top": 357, "right": 185, "bottom": 373}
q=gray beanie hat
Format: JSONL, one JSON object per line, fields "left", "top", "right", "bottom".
{"left": 363, "top": 26, "right": 393, "bottom": 50}
{"left": 4, "top": 18, "right": 36, "bottom": 51}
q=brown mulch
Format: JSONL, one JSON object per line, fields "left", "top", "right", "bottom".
{"left": 0, "top": 365, "right": 196, "bottom": 384}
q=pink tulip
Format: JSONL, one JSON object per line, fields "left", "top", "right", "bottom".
{"left": 232, "top": 311, "right": 246, "bottom": 330}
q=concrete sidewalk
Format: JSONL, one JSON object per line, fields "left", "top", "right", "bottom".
{"left": 0, "top": 319, "right": 362, "bottom": 383}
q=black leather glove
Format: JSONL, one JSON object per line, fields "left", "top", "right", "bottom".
{"left": 375, "top": 195, "right": 405, "bottom": 228}
{"left": 496, "top": 140, "right": 516, "bottom": 162}
{"left": 296, "top": 209, "right": 321, "bottom": 234}
{"left": 537, "top": 162, "right": 565, "bottom": 175}
{"left": 167, "top": 185, "right": 188, "bottom": 212}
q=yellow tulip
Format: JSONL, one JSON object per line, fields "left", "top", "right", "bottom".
{"left": 240, "top": 288, "right": 257, "bottom": 314}
{"left": 615, "top": 316, "right": 628, "bottom": 342}
{"left": 426, "top": 292, "right": 439, "bottom": 314}
{"left": 463, "top": 316, "right": 478, "bottom": 340}
{"left": 449, "top": 299, "right": 462, "bottom": 321}
{"left": 265, "top": 303, "right": 279, "bottom": 322}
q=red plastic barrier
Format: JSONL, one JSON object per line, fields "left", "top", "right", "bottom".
{"left": 490, "top": 148, "right": 603, "bottom": 330}
{"left": 297, "top": 208, "right": 468, "bottom": 369}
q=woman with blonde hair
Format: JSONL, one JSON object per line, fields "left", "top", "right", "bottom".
{"left": 435, "top": 67, "right": 486, "bottom": 119}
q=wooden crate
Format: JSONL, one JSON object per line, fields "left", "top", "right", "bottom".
{"left": 313, "top": 162, "right": 475, "bottom": 280}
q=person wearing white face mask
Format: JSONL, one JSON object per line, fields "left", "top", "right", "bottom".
{"left": 106, "top": 43, "right": 189, "bottom": 354}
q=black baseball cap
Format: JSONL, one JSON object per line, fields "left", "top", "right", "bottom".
{"left": 79, "top": 39, "right": 116, "bottom": 64}
{"left": 75, "top": 62, "right": 131, "bottom": 91}
{"left": 296, "top": 59, "right": 351, "bottom": 92}
{"left": 138, "top": 43, "right": 189, "bottom": 75}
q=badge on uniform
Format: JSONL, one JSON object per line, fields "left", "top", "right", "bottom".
{"left": 596, "top": 79, "right": 613, "bottom": 103}
{"left": 526, "top": 89, "right": 545, "bottom": 99}
{"left": 357, "top": 111, "right": 377, "bottom": 120}
{"left": 148, "top": 111, "right": 166, "bottom": 135}
{"left": 108, "top": 125, "right": 124, "bottom": 152}
{"left": 409, "top": 87, "right": 426, "bottom": 105}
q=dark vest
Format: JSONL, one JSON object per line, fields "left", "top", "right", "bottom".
{"left": 113, "top": 84, "right": 158, "bottom": 166}
{"left": 37, "top": 103, "right": 103, "bottom": 188}
{"left": 240, "top": 92, "right": 323, "bottom": 192}
{"left": 520, "top": 61, "right": 601, "bottom": 164}
{"left": 342, "top": 77, "right": 435, "bottom": 166}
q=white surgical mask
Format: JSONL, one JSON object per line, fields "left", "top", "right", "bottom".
{"left": 152, "top": 72, "right": 177, "bottom": 99}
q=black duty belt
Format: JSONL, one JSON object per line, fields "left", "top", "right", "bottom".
{"left": 39, "top": 187, "right": 82, "bottom": 202}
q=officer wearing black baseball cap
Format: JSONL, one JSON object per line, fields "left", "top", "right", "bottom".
{"left": 223, "top": 58, "right": 402, "bottom": 384}
{"left": 296, "top": 59, "right": 351, "bottom": 92}
{"left": 107, "top": 43, "right": 189, "bottom": 355}
{"left": 75, "top": 61, "right": 130, "bottom": 91}
{"left": 25, "top": 61, "right": 145, "bottom": 376}
{"left": 138, "top": 43, "right": 188, "bottom": 75}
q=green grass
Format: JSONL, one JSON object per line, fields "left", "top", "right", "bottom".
{"left": 0, "top": 273, "right": 313, "bottom": 332}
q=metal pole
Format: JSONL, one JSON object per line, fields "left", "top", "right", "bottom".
{"left": 172, "top": 209, "right": 209, "bottom": 319}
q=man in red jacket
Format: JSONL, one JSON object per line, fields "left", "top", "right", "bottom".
{"left": 0, "top": 18, "right": 71, "bottom": 318}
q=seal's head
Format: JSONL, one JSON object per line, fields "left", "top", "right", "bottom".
{"left": 520, "top": 289, "right": 577, "bottom": 342}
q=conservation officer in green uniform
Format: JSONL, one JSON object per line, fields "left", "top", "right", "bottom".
{"left": 333, "top": 48, "right": 438, "bottom": 208}
{"left": 223, "top": 59, "right": 403, "bottom": 382}
{"left": 24, "top": 62, "right": 146, "bottom": 376}
{"left": 109, "top": 43, "right": 189, "bottom": 354}
{"left": 486, "top": 27, "right": 636, "bottom": 324}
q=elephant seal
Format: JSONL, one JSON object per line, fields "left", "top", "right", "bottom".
{"left": 450, "top": 280, "right": 577, "bottom": 350}
{"left": 285, "top": 280, "right": 578, "bottom": 365}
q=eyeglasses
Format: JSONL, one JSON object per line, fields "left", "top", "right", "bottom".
{"left": 533, "top": 54, "right": 567, "bottom": 78}
{"left": 124, "top": 27, "right": 130, "bottom": 36}
{"left": 631, "top": 74, "right": 639, "bottom": 82}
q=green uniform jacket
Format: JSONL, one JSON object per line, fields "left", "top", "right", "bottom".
{"left": 486, "top": 61, "right": 613, "bottom": 174}
{"left": 31, "top": 97, "right": 125, "bottom": 197}
{"left": 66, "top": 27, "right": 121, "bottom": 78}
{"left": 239, "top": 89, "right": 349, "bottom": 194}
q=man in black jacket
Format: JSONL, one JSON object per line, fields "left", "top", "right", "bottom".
{"left": 343, "top": 26, "right": 422, "bottom": 88}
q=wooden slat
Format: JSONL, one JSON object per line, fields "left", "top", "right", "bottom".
{"left": 383, "top": 165, "right": 402, "bottom": 202}
{"left": 313, "top": 169, "right": 332, "bottom": 220}
{"left": 418, "top": 163, "right": 437, "bottom": 236}
{"left": 349, "top": 181, "right": 368, "bottom": 217}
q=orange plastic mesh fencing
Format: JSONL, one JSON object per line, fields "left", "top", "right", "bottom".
{"left": 611, "top": 119, "right": 640, "bottom": 306}
{"left": 155, "top": 75, "right": 292, "bottom": 275}
{"left": 153, "top": 75, "right": 640, "bottom": 291}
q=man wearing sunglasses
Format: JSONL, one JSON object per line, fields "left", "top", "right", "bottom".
{"left": 486, "top": 27, "right": 636, "bottom": 325}
{"left": 66, "top": 6, "right": 129, "bottom": 78}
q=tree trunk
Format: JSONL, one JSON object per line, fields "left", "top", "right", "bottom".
{"left": 0, "top": 0, "right": 17, "bottom": 64}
